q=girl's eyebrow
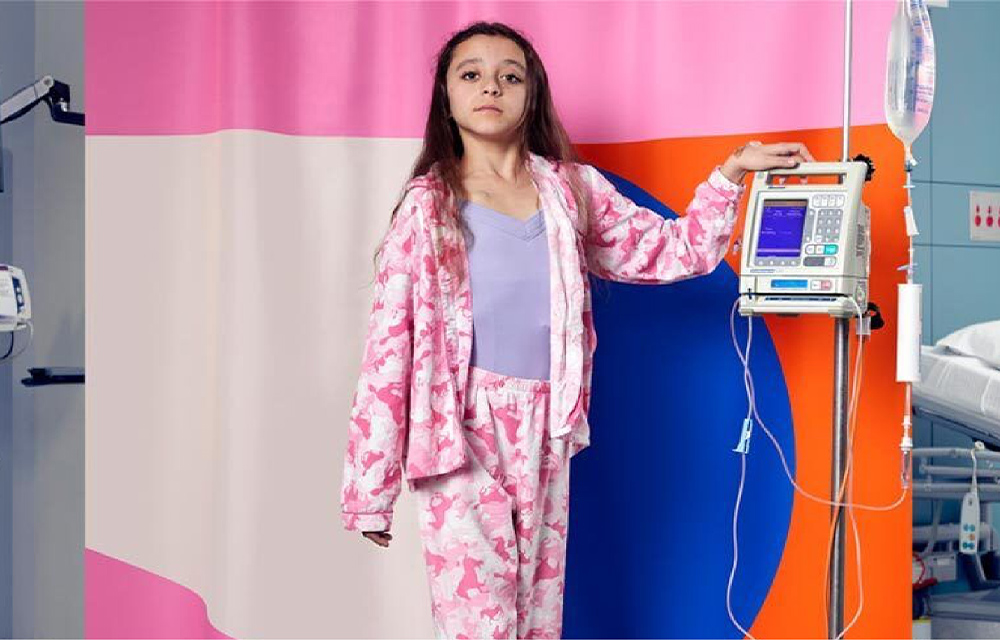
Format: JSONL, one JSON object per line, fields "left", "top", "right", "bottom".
{"left": 455, "top": 57, "right": 526, "bottom": 72}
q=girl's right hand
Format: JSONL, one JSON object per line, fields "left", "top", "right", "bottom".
{"left": 362, "top": 531, "right": 392, "bottom": 547}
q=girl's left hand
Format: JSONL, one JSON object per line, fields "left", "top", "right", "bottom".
{"left": 720, "top": 141, "right": 817, "bottom": 184}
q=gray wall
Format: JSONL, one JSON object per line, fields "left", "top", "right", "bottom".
{"left": 29, "top": 2, "right": 84, "bottom": 637}
{"left": 910, "top": 0, "right": 1000, "bottom": 558}
{"left": 1, "top": 0, "right": 84, "bottom": 637}
{"left": 0, "top": 2, "right": 37, "bottom": 636}
{"left": 910, "top": 1, "right": 1000, "bottom": 344}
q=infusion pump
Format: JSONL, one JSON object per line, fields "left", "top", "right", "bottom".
{"left": 738, "top": 162, "right": 871, "bottom": 318}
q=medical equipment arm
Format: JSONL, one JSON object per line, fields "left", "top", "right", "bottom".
{"left": 578, "top": 163, "right": 745, "bottom": 284}
{"left": 340, "top": 206, "right": 417, "bottom": 533}
{"left": 1, "top": 76, "right": 84, "bottom": 128}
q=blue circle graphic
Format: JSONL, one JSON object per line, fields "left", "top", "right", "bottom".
{"left": 562, "top": 169, "right": 796, "bottom": 639}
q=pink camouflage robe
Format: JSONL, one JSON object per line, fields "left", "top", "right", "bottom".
{"left": 341, "top": 152, "right": 746, "bottom": 533}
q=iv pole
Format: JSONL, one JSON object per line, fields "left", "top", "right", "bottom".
{"left": 829, "top": 0, "right": 854, "bottom": 636}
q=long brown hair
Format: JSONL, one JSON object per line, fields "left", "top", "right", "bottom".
{"left": 373, "top": 21, "right": 590, "bottom": 271}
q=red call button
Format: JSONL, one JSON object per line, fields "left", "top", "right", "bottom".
{"left": 988, "top": 217, "right": 995, "bottom": 227}
{"left": 976, "top": 215, "right": 983, "bottom": 226}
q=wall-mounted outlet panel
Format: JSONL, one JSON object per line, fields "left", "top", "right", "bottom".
{"left": 970, "top": 191, "right": 1000, "bottom": 242}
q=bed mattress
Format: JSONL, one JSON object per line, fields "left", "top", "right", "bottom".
{"left": 913, "top": 346, "right": 1000, "bottom": 442}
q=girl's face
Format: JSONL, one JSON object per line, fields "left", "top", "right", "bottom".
{"left": 446, "top": 34, "right": 528, "bottom": 146}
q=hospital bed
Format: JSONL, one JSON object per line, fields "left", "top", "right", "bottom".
{"left": 913, "top": 345, "right": 1000, "bottom": 445}
{"left": 911, "top": 327, "right": 1000, "bottom": 638}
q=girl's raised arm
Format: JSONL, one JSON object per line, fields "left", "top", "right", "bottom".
{"left": 576, "top": 163, "right": 746, "bottom": 285}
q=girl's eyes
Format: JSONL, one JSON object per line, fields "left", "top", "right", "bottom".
{"left": 460, "top": 71, "right": 522, "bottom": 84}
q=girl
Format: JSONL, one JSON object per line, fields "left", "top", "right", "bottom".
{"left": 341, "top": 20, "right": 815, "bottom": 639}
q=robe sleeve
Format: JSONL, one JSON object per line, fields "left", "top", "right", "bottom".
{"left": 578, "top": 162, "right": 746, "bottom": 284}
{"left": 340, "top": 193, "right": 419, "bottom": 532}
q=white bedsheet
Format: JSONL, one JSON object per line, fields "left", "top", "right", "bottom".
{"left": 914, "top": 346, "right": 1000, "bottom": 433}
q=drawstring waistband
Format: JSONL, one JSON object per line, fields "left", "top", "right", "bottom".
{"left": 468, "top": 366, "right": 550, "bottom": 395}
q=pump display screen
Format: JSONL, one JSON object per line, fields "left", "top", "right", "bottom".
{"left": 756, "top": 199, "right": 808, "bottom": 257}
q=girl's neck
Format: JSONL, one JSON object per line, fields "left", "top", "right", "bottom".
{"left": 459, "top": 143, "right": 527, "bottom": 185}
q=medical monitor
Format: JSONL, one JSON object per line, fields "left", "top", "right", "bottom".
{"left": 755, "top": 199, "right": 808, "bottom": 258}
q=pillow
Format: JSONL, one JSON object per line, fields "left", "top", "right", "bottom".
{"left": 936, "top": 320, "right": 1000, "bottom": 370}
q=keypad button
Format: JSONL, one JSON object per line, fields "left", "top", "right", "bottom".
{"left": 824, "top": 257, "right": 837, "bottom": 266}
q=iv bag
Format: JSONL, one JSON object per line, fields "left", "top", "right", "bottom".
{"left": 884, "top": 0, "right": 936, "bottom": 165}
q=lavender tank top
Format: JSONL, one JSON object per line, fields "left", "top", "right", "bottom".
{"left": 459, "top": 199, "right": 551, "bottom": 381}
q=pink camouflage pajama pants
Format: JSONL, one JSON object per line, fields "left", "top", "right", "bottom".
{"left": 411, "top": 365, "right": 572, "bottom": 639}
